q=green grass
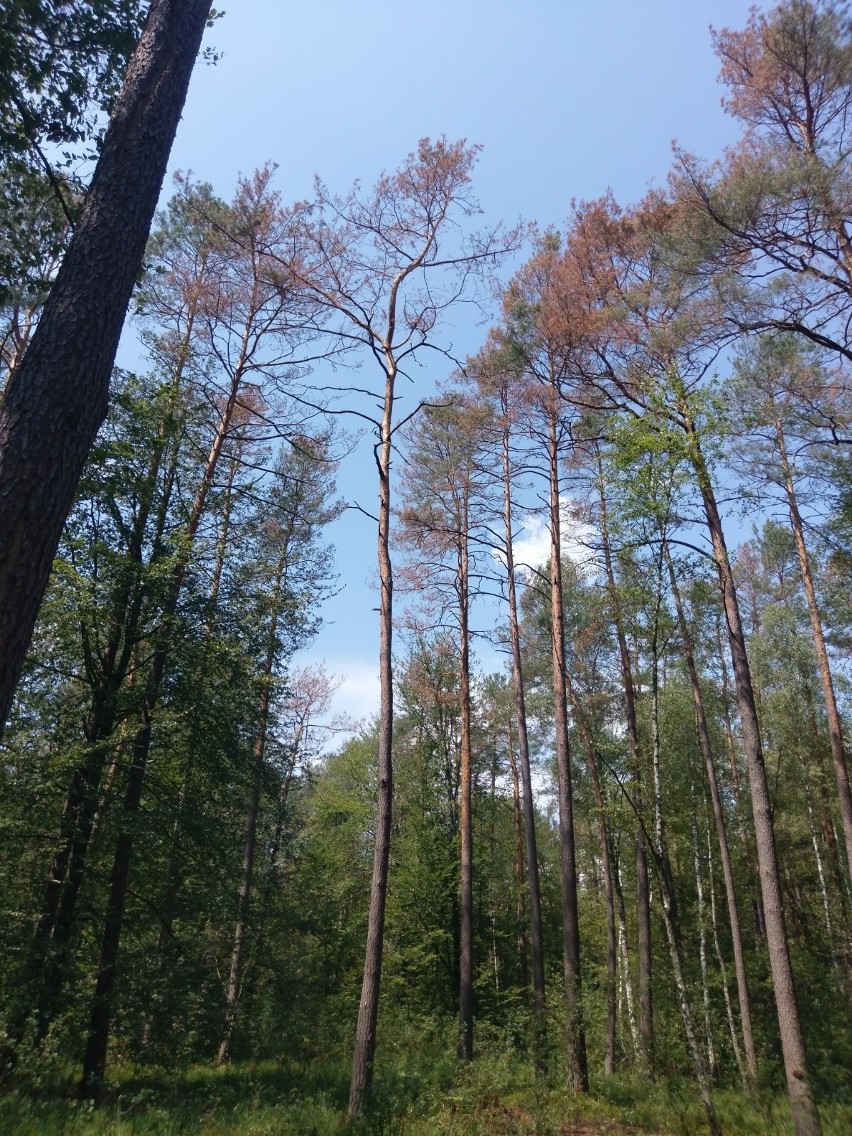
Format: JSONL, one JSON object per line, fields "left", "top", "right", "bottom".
{"left": 1, "top": 1059, "right": 850, "bottom": 1136}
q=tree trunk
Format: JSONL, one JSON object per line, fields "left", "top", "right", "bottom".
{"left": 78, "top": 352, "right": 250, "bottom": 1096}
{"left": 216, "top": 550, "right": 287, "bottom": 1065}
{"left": 348, "top": 363, "right": 396, "bottom": 1118}
{"left": 501, "top": 410, "right": 546, "bottom": 1059}
{"left": 548, "top": 402, "right": 588, "bottom": 1093}
{"left": 79, "top": 695, "right": 157, "bottom": 1099}
{"left": 566, "top": 677, "right": 617, "bottom": 1077}
{"left": 0, "top": 0, "right": 211, "bottom": 732}
{"left": 777, "top": 420, "right": 852, "bottom": 887}
{"left": 596, "top": 459, "right": 653, "bottom": 1071}
{"left": 692, "top": 816, "right": 717, "bottom": 1078}
{"left": 507, "top": 741, "right": 530, "bottom": 990}
{"left": 682, "top": 397, "right": 822, "bottom": 1136}
{"left": 457, "top": 502, "right": 474, "bottom": 1061}
{"left": 664, "top": 539, "right": 757, "bottom": 1081}
{"left": 614, "top": 853, "right": 640, "bottom": 1062}
{"left": 705, "top": 801, "right": 748, "bottom": 1085}
{"left": 657, "top": 861, "right": 722, "bottom": 1136}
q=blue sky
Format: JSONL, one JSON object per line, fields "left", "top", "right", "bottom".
{"left": 146, "top": 1, "right": 759, "bottom": 729}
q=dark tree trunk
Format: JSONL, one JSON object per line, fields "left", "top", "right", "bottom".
{"left": 79, "top": 694, "right": 158, "bottom": 1099}
{"left": 16, "top": 362, "right": 186, "bottom": 1055}
{"left": 0, "top": 0, "right": 211, "bottom": 733}
{"left": 78, "top": 368, "right": 245, "bottom": 1097}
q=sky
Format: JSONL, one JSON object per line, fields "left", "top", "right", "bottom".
{"left": 139, "top": 0, "right": 760, "bottom": 732}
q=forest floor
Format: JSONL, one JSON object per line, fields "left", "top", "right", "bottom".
{"left": 2, "top": 1060, "right": 851, "bottom": 1136}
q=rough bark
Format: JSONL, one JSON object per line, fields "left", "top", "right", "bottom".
{"left": 0, "top": 0, "right": 211, "bottom": 732}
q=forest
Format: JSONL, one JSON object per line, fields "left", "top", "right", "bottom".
{"left": 1, "top": 2, "right": 851, "bottom": 1134}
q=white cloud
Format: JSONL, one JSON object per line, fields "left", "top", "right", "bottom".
{"left": 507, "top": 499, "right": 599, "bottom": 579}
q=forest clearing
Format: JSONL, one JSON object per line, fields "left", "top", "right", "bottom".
{"left": 1, "top": 2, "right": 852, "bottom": 1135}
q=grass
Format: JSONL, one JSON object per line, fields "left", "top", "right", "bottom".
{"left": 1, "top": 1056, "right": 850, "bottom": 1136}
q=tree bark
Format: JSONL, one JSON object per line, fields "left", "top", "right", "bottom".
{"left": 0, "top": 0, "right": 211, "bottom": 732}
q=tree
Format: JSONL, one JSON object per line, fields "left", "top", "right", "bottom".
{"left": 0, "top": 0, "right": 214, "bottom": 732}
{"left": 729, "top": 335, "right": 852, "bottom": 890}
{"left": 565, "top": 189, "right": 824, "bottom": 1136}
{"left": 676, "top": 0, "right": 852, "bottom": 363}
{"left": 273, "top": 137, "right": 518, "bottom": 1116}
{"left": 398, "top": 395, "right": 493, "bottom": 1061}
{"left": 470, "top": 342, "right": 548, "bottom": 1064}
{"left": 501, "top": 238, "right": 592, "bottom": 1092}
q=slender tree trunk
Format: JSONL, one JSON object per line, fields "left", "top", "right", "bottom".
{"left": 500, "top": 409, "right": 546, "bottom": 1057}
{"left": 664, "top": 539, "right": 758, "bottom": 1080}
{"left": 78, "top": 356, "right": 250, "bottom": 1097}
{"left": 457, "top": 503, "right": 474, "bottom": 1060}
{"left": 777, "top": 420, "right": 852, "bottom": 886}
{"left": 507, "top": 741, "right": 530, "bottom": 990}
{"left": 0, "top": 0, "right": 211, "bottom": 733}
{"left": 646, "top": 619, "right": 720, "bottom": 1133}
{"left": 24, "top": 406, "right": 182, "bottom": 1049}
{"left": 614, "top": 855, "right": 640, "bottom": 1062}
{"left": 217, "top": 550, "right": 287, "bottom": 1065}
{"left": 715, "top": 617, "right": 744, "bottom": 802}
{"left": 705, "top": 801, "right": 747, "bottom": 1085}
{"left": 79, "top": 691, "right": 159, "bottom": 1099}
{"left": 596, "top": 458, "right": 653, "bottom": 1070}
{"left": 547, "top": 401, "right": 588, "bottom": 1093}
{"left": 657, "top": 865, "right": 723, "bottom": 1136}
{"left": 682, "top": 397, "right": 822, "bottom": 1136}
{"left": 348, "top": 362, "right": 396, "bottom": 1117}
{"left": 567, "top": 677, "right": 617, "bottom": 1077}
{"left": 693, "top": 817, "right": 717, "bottom": 1077}
{"left": 806, "top": 791, "right": 838, "bottom": 972}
